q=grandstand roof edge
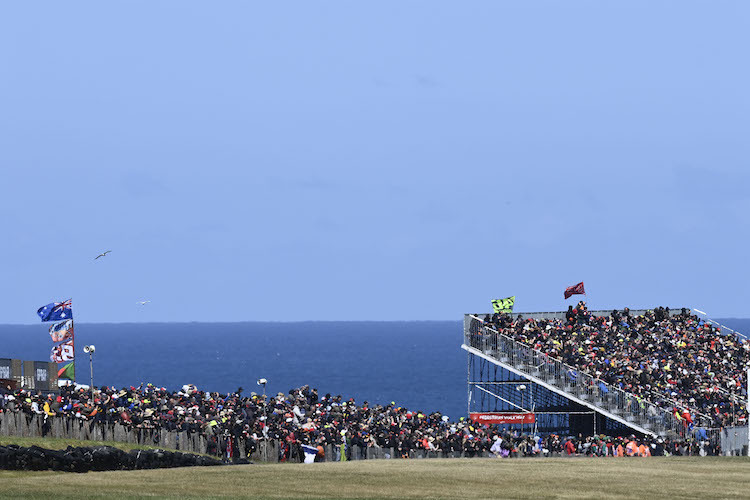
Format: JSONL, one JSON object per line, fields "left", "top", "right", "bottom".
{"left": 464, "top": 308, "right": 689, "bottom": 316}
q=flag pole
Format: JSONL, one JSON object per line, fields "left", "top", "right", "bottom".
{"left": 72, "top": 316, "right": 76, "bottom": 385}
{"left": 70, "top": 299, "right": 76, "bottom": 386}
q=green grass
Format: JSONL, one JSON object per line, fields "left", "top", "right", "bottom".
{"left": 1, "top": 457, "right": 750, "bottom": 499}
{"left": 0, "top": 435, "right": 187, "bottom": 454}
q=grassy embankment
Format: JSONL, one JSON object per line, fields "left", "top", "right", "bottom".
{"left": 0, "top": 435, "right": 185, "bottom": 453}
{"left": 1, "top": 456, "right": 750, "bottom": 499}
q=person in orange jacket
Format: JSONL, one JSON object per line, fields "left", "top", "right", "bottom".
{"left": 638, "top": 442, "right": 651, "bottom": 457}
{"left": 625, "top": 438, "right": 638, "bottom": 456}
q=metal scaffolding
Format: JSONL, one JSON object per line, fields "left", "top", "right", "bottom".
{"left": 464, "top": 314, "right": 649, "bottom": 437}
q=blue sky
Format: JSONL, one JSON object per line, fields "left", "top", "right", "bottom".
{"left": 1, "top": 1, "right": 748, "bottom": 323}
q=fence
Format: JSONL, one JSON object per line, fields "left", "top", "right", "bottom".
{"left": 0, "top": 412, "right": 287, "bottom": 461}
{"left": 0, "top": 412, "right": 496, "bottom": 462}
{"left": 2, "top": 412, "right": 736, "bottom": 460}
{"left": 718, "top": 426, "right": 749, "bottom": 456}
{"left": 0, "top": 411, "right": 208, "bottom": 454}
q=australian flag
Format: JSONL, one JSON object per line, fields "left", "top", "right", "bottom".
{"left": 37, "top": 299, "right": 73, "bottom": 322}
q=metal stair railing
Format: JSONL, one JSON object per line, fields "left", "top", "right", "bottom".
{"left": 465, "top": 316, "right": 684, "bottom": 437}
{"left": 693, "top": 308, "right": 749, "bottom": 341}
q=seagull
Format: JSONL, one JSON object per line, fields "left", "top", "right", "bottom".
{"left": 95, "top": 250, "right": 112, "bottom": 260}
{"left": 137, "top": 301, "right": 151, "bottom": 306}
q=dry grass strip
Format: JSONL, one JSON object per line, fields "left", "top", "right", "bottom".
{"left": 1, "top": 456, "right": 749, "bottom": 499}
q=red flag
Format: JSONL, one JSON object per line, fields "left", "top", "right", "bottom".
{"left": 564, "top": 282, "right": 585, "bottom": 299}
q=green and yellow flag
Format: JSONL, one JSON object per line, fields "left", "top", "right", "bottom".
{"left": 491, "top": 296, "right": 515, "bottom": 314}
{"left": 57, "top": 362, "right": 75, "bottom": 380}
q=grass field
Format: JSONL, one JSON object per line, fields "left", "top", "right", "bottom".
{"left": 0, "top": 436, "right": 185, "bottom": 454}
{"left": 1, "top": 457, "right": 749, "bottom": 499}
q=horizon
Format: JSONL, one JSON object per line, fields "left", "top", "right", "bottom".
{"left": 3, "top": 312, "right": 749, "bottom": 327}
{"left": 0, "top": 304, "right": 750, "bottom": 327}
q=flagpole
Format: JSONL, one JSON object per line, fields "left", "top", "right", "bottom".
{"left": 70, "top": 298, "right": 76, "bottom": 386}
{"left": 72, "top": 316, "right": 76, "bottom": 385}
{"left": 60, "top": 299, "right": 76, "bottom": 387}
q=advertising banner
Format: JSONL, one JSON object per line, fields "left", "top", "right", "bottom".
{"left": 469, "top": 412, "right": 535, "bottom": 425}
{"left": 0, "top": 358, "right": 11, "bottom": 380}
{"left": 34, "top": 361, "right": 50, "bottom": 390}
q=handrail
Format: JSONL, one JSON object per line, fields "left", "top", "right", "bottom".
{"left": 693, "top": 308, "right": 749, "bottom": 341}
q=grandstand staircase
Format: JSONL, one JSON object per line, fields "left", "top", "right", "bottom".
{"left": 463, "top": 316, "right": 682, "bottom": 438}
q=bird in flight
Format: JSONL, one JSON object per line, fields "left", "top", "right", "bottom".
{"left": 95, "top": 250, "right": 112, "bottom": 260}
{"left": 136, "top": 301, "right": 151, "bottom": 306}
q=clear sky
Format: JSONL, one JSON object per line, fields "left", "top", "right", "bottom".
{"left": 1, "top": 1, "right": 748, "bottom": 324}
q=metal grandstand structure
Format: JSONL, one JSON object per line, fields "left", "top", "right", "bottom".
{"left": 462, "top": 310, "right": 691, "bottom": 438}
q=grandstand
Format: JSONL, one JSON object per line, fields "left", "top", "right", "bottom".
{"left": 462, "top": 306, "right": 750, "bottom": 442}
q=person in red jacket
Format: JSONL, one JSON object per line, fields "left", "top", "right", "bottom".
{"left": 564, "top": 439, "right": 576, "bottom": 455}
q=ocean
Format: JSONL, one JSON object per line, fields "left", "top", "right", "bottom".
{"left": 0, "top": 321, "right": 467, "bottom": 418}
{"left": 2, "top": 318, "right": 748, "bottom": 420}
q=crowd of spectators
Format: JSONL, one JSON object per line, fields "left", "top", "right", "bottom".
{"left": 0, "top": 304, "right": 741, "bottom": 461}
{"left": 479, "top": 304, "right": 749, "bottom": 428}
{"left": 0, "top": 381, "right": 720, "bottom": 461}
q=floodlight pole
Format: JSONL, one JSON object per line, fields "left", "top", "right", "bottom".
{"left": 263, "top": 385, "right": 268, "bottom": 462}
{"left": 88, "top": 350, "right": 94, "bottom": 401}
{"left": 517, "top": 384, "right": 526, "bottom": 435}
{"left": 258, "top": 379, "right": 268, "bottom": 462}
{"left": 466, "top": 353, "right": 471, "bottom": 418}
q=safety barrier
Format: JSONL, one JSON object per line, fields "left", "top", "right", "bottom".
{"left": 3, "top": 412, "right": 731, "bottom": 460}
{"left": 0, "top": 412, "right": 500, "bottom": 462}
{"left": 717, "top": 426, "right": 749, "bottom": 456}
{"left": 0, "top": 411, "right": 286, "bottom": 461}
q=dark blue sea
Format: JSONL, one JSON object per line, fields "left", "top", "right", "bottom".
{"left": 2, "top": 318, "right": 748, "bottom": 420}
{"left": 0, "top": 321, "right": 467, "bottom": 419}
